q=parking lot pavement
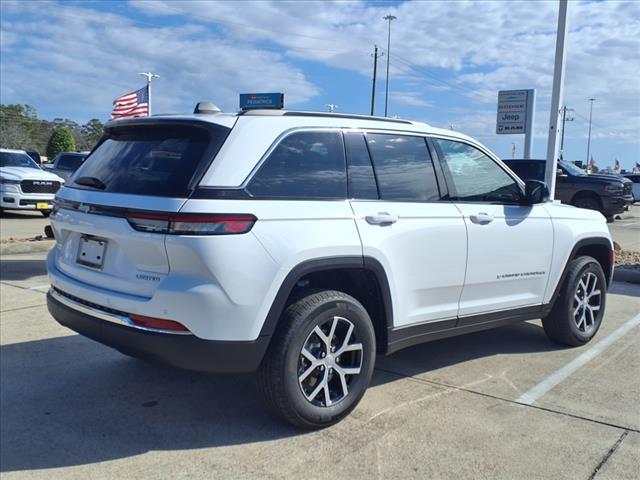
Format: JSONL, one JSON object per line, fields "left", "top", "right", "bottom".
{"left": 0, "top": 211, "right": 49, "bottom": 241}
{"left": 1, "top": 251, "right": 639, "bottom": 479}
{"left": 610, "top": 209, "right": 640, "bottom": 251}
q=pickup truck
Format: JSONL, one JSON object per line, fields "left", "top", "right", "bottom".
{"left": 504, "top": 159, "right": 634, "bottom": 221}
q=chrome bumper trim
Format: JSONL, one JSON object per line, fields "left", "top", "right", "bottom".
{"left": 49, "top": 288, "right": 192, "bottom": 336}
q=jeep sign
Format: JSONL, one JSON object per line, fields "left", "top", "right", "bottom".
{"left": 496, "top": 89, "right": 535, "bottom": 135}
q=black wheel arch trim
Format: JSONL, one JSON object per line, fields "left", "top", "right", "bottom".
{"left": 258, "top": 256, "right": 394, "bottom": 342}
{"left": 548, "top": 237, "right": 613, "bottom": 307}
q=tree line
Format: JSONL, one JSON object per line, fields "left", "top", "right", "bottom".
{"left": 0, "top": 104, "right": 104, "bottom": 159}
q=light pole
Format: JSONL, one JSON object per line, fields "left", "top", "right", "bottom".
{"left": 138, "top": 71, "right": 160, "bottom": 115}
{"left": 586, "top": 98, "right": 596, "bottom": 165}
{"left": 544, "top": 0, "right": 569, "bottom": 200}
{"left": 383, "top": 14, "right": 396, "bottom": 117}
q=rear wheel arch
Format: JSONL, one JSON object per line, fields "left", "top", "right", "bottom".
{"left": 259, "top": 256, "right": 393, "bottom": 354}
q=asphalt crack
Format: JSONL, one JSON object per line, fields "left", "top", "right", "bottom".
{"left": 587, "top": 430, "right": 629, "bottom": 480}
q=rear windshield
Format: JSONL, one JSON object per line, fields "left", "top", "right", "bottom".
{"left": 57, "top": 154, "right": 85, "bottom": 170}
{"left": 69, "top": 123, "right": 230, "bottom": 197}
{"left": 505, "top": 161, "right": 545, "bottom": 181}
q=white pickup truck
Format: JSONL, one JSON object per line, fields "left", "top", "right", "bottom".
{"left": 1, "top": 148, "right": 64, "bottom": 216}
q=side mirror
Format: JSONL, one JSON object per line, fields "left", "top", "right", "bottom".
{"left": 523, "top": 180, "right": 550, "bottom": 205}
{"left": 556, "top": 168, "right": 568, "bottom": 178}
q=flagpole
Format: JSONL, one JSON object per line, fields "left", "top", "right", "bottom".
{"left": 138, "top": 71, "right": 159, "bottom": 116}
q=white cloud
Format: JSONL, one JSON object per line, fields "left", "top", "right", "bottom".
{"left": 0, "top": 0, "right": 319, "bottom": 120}
{"left": 1, "top": 0, "right": 638, "bottom": 150}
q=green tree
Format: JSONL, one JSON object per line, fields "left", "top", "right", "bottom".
{"left": 81, "top": 119, "right": 104, "bottom": 150}
{"left": 46, "top": 126, "right": 76, "bottom": 158}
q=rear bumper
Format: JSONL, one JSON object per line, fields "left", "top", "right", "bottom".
{"left": 47, "top": 290, "right": 270, "bottom": 373}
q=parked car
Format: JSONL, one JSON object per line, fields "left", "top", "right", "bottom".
{"left": 46, "top": 152, "right": 88, "bottom": 181}
{"left": 0, "top": 148, "right": 64, "bottom": 216}
{"left": 47, "top": 107, "right": 613, "bottom": 428}
{"left": 504, "top": 159, "right": 634, "bottom": 221}
{"left": 621, "top": 173, "right": 640, "bottom": 202}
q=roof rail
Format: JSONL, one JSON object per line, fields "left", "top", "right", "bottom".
{"left": 238, "top": 109, "right": 416, "bottom": 125}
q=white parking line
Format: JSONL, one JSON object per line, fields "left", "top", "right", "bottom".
{"left": 516, "top": 313, "right": 640, "bottom": 405}
{"left": 28, "top": 284, "right": 50, "bottom": 291}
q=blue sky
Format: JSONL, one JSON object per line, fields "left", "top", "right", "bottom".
{"left": 1, "top": 0, "right": 639, "bottom": 169}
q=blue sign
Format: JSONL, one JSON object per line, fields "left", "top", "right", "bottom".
{"left": 239, "top": 92, "right": 284, "bottom": 110}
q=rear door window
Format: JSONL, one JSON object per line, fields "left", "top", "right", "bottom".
{"left": 70, "top": 123, "right": 229, "bottom": 197}
{"left": 247, "top": 131, "right": 346, "bottom": 199}
{"left": 366, "top": 133, "right": 440, "bottom": 201}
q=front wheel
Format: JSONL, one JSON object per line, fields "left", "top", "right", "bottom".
{"left": 542, "top": 256, "right": 606, "bottom": 346}
{"left": 257, "top": 290, "right": 376, "bottom": 429}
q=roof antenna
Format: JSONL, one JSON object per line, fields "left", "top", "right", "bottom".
{"left": 194, "top": 102, "right": 222, "bottom": 114}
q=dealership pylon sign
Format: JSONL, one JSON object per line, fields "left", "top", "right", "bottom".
{"left": 496, "top": 89, "right": 536, "bottom": 159}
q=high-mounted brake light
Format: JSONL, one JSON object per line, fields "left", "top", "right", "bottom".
{"left": 126, "top": 212, "right": 257, "bottom": 235}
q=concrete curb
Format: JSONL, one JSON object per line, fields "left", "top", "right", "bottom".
{"left": 613, "top": 267, "right": 640, "bottom": 284}
{"left": 0, "top": 240, "right": 54, "bottom": 255}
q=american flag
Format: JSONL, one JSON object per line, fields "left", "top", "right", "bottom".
{"left": 111, "top": 86, "right": 149, "bottom": 119}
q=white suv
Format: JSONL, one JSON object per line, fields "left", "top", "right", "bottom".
{"left": 47, "top": 107, "right": 613, "bottom": 428}
{"left": 1, "top": 148, "right": 65, "bottom": 216}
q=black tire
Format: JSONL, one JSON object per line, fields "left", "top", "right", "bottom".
{"left": 41, "top": 210, "right": 51, "bottom": 217}
{"left": 257, "top": 290, "right": 376, "bottom": 429}
{"left": 572, "top": 195, "right": 601, "bottom": 212}
{"left": 542, "top": 256, "right": 606, "bottom": 346}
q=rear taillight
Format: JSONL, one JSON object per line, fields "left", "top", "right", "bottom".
{"left": 129, "top": 314, "right": 190, "bottom": 332}
{"left": 126, "top": 212, "right": 257, "bottom": 235}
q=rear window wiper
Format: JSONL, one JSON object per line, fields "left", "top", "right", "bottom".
{"left": 75, "top": 176, "right": 106, "bottom": 190}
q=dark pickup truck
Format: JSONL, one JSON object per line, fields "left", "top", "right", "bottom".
{"left": 504, "top": 159, "right": 634, "bottom": 221}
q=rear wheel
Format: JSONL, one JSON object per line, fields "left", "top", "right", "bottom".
{"left": 543, "top": 256, "right": 606, "bottom": 346}
{"left": 257, "top": 290, "right": 376, "bottom": 429}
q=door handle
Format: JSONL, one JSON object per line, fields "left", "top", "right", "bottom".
{"left": 365, "top": 212, "right": 398, "bottom": 225}
{"left": 469, "top": 212, "right": 494, "bottom": 224}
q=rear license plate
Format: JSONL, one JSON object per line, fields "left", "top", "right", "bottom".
{"left": 77, "top": 236, "right": 107, "bottom": 269}
{"left": 36, "top": 202, "right": 49, "bottom": 209}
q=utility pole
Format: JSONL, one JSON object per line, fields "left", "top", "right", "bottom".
{"left": 325, "top": 103, "right": 338, "bottom": 113}
{"left": 586, "top": 98, "right": 596, "bottom": 165}
{"left": 370, "top": 45, "right": 384, "bottom": 116}
{"left": 383, "top": 15, "right": 396, "bottom": 117}
{"left": 544, "top": 0, "right": 569, "bottom": 200}
{"left": 559, "top": 105, "right": 574, "bottom": 159}
{"left": 138, "top": 71, "right": 160, "bottom": 116}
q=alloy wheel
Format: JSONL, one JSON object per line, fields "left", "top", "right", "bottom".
{"left": 573, "top": 271, "right": 601, "bottom": 333}
{"left": 297, "top": 316, "right": 363, "bottom": 407}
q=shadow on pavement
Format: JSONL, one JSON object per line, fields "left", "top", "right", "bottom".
{"left": 0, "top": 211, "right": 42, "bottom": 219}
{"left": 608, "top": 281, "right": 640, "bottom": 298}
{"left": 373, "top": 320, "right": 561, "bottom": 381}
{"left": 1, "top": 320, "right": 560, "bottom": 472}
{"left": 0, "top": 259, "right": 48, "bottom": 281}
